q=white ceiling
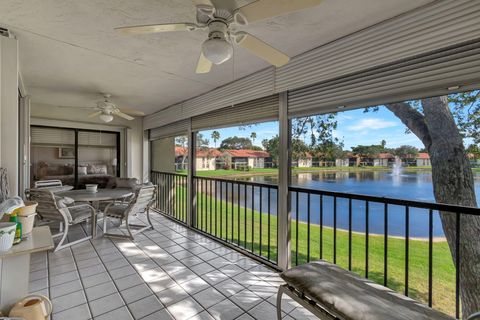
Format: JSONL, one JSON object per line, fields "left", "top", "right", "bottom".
{"left": 0, "top": 0, "right": 433, "bottom": 115}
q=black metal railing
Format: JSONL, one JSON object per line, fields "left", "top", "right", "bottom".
{"left": 289, "top": 186, "right": 480, "bottom": 318}
{"left": 193, "top": 176, "right": 278, "bottom": 264}
{"left": 150, "top": 171, "right": 188, "bottom": 224}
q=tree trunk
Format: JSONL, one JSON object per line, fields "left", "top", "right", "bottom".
{"left": 387, "top": 96, "right": 480, "bottom": 318}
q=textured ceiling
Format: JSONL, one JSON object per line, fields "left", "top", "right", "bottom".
{"left": 0, "top": 0, "right": 433, "bottom": 115}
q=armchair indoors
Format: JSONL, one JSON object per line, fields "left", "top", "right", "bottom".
{"left": 28, "top": 188, "right": 96, "bottom": 252}
{"left": 102, "top": 185, "right": 156, "bottom": 239}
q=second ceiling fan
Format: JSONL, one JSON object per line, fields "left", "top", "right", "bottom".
{"left": 115, "top": 0, "right": 323, "bottom": 74}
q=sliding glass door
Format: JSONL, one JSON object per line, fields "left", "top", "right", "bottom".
{"left": 30, "top": 126, "right": 120, "bottom": 188}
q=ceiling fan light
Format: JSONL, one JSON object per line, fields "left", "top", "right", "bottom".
{"left": 99, "top": 114, "right": 114, "bottom": 123}
{"left": 202, "top": 38, "right": 233, "bottom": 65}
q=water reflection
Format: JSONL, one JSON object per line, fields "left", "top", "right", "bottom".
{"left": 207, "top": 171, "right": 479, "bottom": 238}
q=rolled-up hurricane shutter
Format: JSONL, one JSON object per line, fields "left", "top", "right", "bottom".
{"left": 30, "top": 126, "right": 75, "bottom": 145}
{"left": 149, "top": 119, "right": 190, "bottom": 141}
{"left": 288, "top": 39, "right": 480, "bottom": 118}
{"left": 276, "top": 0, "right": 480, "bottom": 93}
{"left": 78, "top": 131, "right": 117, "bottom": 147}
{"left": 191, "top": 94, "right": 279, "bottom": 131}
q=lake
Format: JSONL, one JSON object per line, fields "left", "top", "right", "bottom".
{"left": 226, "top": 170, "right": 480, "bottom": 238}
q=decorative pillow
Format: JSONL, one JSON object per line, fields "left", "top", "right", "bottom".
{"left": 87, "top": 164, "right": 107, "bottom": 175}
{"left": 115, "top": 178, "right": 139, "bottom": 189}
{"left": 78, "top": 166, "right": 87, "bottom": 176}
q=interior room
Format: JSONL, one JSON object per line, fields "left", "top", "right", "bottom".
{"left": 0, "top": 0, "right": 479, "bottom": 319}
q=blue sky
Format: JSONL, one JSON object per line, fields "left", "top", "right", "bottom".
{"left": 199, "top": 106, "right": 425, "bottom": 151}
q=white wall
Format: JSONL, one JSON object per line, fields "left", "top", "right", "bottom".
{"left": 0, "top": 36, "right": 19, "bottom": 196}
{"left": 30, "top": 103, "right": 144, "bottom": 180}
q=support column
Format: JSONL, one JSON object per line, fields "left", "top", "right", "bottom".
{"left": 187, "top": 123, "right": 196, "bottom": 227}
{"left": 0, "top": 35, "right": 19, "bottom": 196}
{"left": 18, "top": 95, "right": 30, "bottom": 195}
{"left": 277, "top": 92, "right": 291, "bottom": 270}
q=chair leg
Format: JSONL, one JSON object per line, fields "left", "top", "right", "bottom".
{"left": 277, "top": 285, "right": 285, "bottom": 320}
{"left": 54, "top": 221, "right": 69, "bottom": 253}
{"left": 125, "top": 216, "right": 134, "bottom": 240}
{"left": 146, "top": 208, "right": 154, "bottom": 230}
{"left": 103, "top": 215, "right": 108, "bottom": 234}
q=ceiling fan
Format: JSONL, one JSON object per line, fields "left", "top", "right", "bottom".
{"left": 60, "top": 94, "right": 145, "bottom": 123}
{"left": 115, "top": 0, "right": 323, "bottom": 74}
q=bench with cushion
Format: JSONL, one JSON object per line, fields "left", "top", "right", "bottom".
{"left": 277, "top": 260, "right": 455, "bottom": 320}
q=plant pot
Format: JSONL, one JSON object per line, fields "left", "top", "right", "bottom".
{"left": 17, "top": 201, "right": 38, "bottom": 217}
{"left": 0, "top": 222, "right": 17, "bottom": 252}
{"left": 18, "top": 213, "right": 37, "bottom": 238}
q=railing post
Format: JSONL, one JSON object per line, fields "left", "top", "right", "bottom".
{"left": 187, "top": 123, "right": 196, "bottom": 227}
{"left": 278, "top": 92, "right": 291, "bottom": 270}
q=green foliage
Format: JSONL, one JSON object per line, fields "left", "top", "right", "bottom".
{"left": 351, "top": 144, "right": 386, "bottom": 157}
{"left": 466, "top": 144, "right": 480, "bottom": 158}
{"left": 393, "top": 145, "right": 419, "bottom": 158}
{"left": 175, "top": 136, "right": 188, "bottom": 148}
{"left": 449, "top": 90, "right": 480, "bottom": 143}
{"left": 211, "top": 131, "right": 220, "bottom": 147}
{"left": 219, "top": 136, "right": 253, "bottom": 150}
{"left": 196, "top": 133, "right": 209, "bottom": 149}
{"left": 262, "top": 135, "right": 279, "bottom": 166}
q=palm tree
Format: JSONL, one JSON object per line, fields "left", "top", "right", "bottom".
{"left": 250, "top": 132, "right": 257, "bottom": 146}
{"left": 211, "top": 131, "right": 220, "bottom": 148}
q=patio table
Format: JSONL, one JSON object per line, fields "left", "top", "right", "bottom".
{"left": 56, "top": 189, "right": 133, "bottom": 237}
{"left": 57, "top": 189, "right": 133, "bottom": 203}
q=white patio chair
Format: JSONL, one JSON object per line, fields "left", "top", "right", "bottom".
{"left": 34, "top": 179, "right": 63, "bottom": 188}
{"left": 29, "top": 188, "right": 96, "bottom": 252}
{"left": 102, "top": 185, "right": 156, "bottom": 239}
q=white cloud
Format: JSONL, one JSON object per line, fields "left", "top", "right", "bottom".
{"left": 346, "top": 118, "right": 398, "bottom": 131}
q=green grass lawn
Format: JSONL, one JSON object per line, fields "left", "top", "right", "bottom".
{"left": 162, "top": 186, "right": 457, "bottom": 317}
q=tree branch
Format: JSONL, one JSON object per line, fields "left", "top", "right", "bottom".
{"left": 385, "top": 102, "right": 432, "bottom": 148}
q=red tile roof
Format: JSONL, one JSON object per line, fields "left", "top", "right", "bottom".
{"left": 224, "top": 149, "right": 270, "bottom": 158}
{"left": 376, "top": 152, "right": 395, "bottom": 159}
{"left": 175, "top": 147, "right": 222, "bottom": 158}
{"left": 416, "top": 152, "right": 430, "bottom": 159}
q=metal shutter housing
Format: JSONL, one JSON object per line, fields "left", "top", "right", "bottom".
{"left": 149, "top": 119, "right": 190, "bottom": 141}
{"left": 288, "top": 39, "right": 480, "bottom": 118}
{"left": 275, "top": 0, "right": 480, "bottom": 93}
{"left": 191, "top": 94, "right": 279, "bottom": 131}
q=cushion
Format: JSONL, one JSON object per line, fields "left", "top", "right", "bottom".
{"left": 115, "top": 178, "right": 139, "bottom": 189}
{"left": 105, "top": 204, "right": 129, "bottom": 218}
{"left": 78, "top": 166, "right": 87, "bottom": 175}
{"left": 68, "top": 205, "right": 94, "bottom": 223}
{"left": 280, "top": 260, "right": 453, "bottom": 320}
{"left": 87, "top": 164, "right": 108, "bottom": 175}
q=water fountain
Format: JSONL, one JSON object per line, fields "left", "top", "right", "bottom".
{"left": 392, "top": 156, "right": 403, "bottom": 176}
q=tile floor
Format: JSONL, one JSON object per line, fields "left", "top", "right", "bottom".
{"left": 29, "top": 213, "right": 316, "bottom": 320}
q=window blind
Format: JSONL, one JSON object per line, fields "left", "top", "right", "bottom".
{"left": 30, "top": 126, "right": 75, "bottom": 145}
{"left": 288, "top": 39, "right": 480, "bottom": 118}
{"left": 191, "top": 94, "right": 279, "bottom": 131}
{"left": 149, "top": 119, "right": 190, "bottom": 141}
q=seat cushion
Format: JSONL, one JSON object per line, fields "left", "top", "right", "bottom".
{"left": 105, "top": 204, "right": 129, "bottom": 218}
{"left": 68, "top": 206, "right": 94, "bottom": 223}
{"left": 281, "top": 260, "right": 453, "bottom": 320}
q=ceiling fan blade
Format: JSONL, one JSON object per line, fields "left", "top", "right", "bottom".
{"left": 58, "top": 105, "right": 96, "bottom": 110}
{"left": 114, "top": 111, "right": 135, "bottom": 120}
{"left": 115, "top": 23, "right": 197, "bottom": 35}
{"left": 88, "top": 111, "right": 103, "bottom": 118}
{"left": 196, "top": 52, "right": 213, "bottom": 74}
{"left": 191, "top": 0, "right": 213, "bottom": 5}
{"left": 118, "top": 108, "right": 145, "bottom": 116}
{"left": 236, "top": 0, "right": 324, "bottom": 23}
{"left": 235, "top": 32, "right": 289, "bottom": 67}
